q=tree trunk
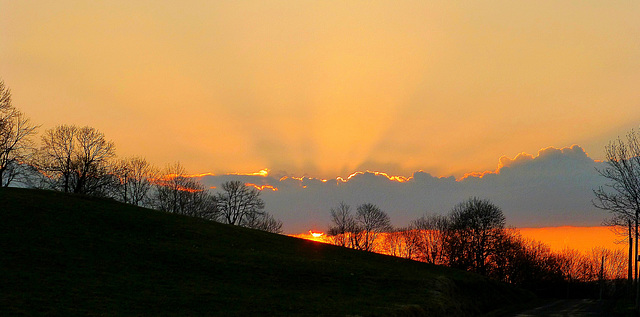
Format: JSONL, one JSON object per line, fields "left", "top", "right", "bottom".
{"left": 630, "top": 220, "right": 634, "bottom": 294}
{"left": 633, "top": 214, "right": 640, "bottom": 310}
{"left": 600, "top": 255, "right": 605, "bottom": 300}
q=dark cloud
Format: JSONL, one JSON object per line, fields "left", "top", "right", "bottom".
{"left": 196, "top": 145, "right": 607, "bottom": 233}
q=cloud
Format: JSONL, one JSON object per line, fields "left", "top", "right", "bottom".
{"left": 498, "top": 152, "right": 535, "bottom": 169}
{"left": 461, "top": 144, "right": 592, "bottom": 180}
{"left": 194, "top": 145, "right": 607, "bottom": 233}
{"left": 456, "top": 145, "right": 603, "bottom": 228}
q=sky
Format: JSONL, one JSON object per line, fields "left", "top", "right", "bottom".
{"left": 196, "top": 145, "right": 611, "bottom": 233}
{"left": 294, "top": 226, "right": 627, "bottom": 254}
{"left": 1, "top": 1, "right": 639, "bottom": 232}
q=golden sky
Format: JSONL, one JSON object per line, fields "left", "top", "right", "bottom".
{"left": 293, "top": 226, "right": 626, "bottom": 254}
{"left": 1, "top": 1, "right": 639, "bottom": 178}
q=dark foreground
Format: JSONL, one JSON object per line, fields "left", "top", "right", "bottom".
{"left": 512, "top": 299, "right": 625, "bottom": 317}
{"left": 0, "top": 188, "right": 532, "bottom": 316}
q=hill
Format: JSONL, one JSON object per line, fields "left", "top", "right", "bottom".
{"left": 0, "top": 187, "right": 532, "bottom": 316}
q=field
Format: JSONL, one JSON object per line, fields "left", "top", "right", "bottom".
{"left": 0, "top": 187, "right": 532, "bottom": 316}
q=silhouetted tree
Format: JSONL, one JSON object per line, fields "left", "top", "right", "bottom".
{"left": 593, "top": 130, "right": 640, "bottom": 303}
{"left": 37, "top": 125, "right": 116, "bottom": 195}
{"left": 0, "top": 79, "right": 38, "bottom": 187}
{"left": 497, "top": 233, "right": 564, "bottom": 289}
{"left": 353, "top": 203, "right": 392, "bottom": 251}
{"left": 557, "top": 247, "right": 626, "bottom": 285}
{"left": 379, "top": 227, "right": 420, "bottom": 259}
{"left": 590, "top": 247, "right": 626, "bottom": 281}
{"left": 327, "top": 202, "right": 391, "bottom": 251}
{"left": 445, "top": 197, "right": 506, "bottom": 275}
{"left": 152, "top": 162, "right": 216, "bottom": 219}
{"left": 243, "top": 212, "right": 283, "bottom": 234}
{"left": 408, "top": 213, "right": 449, "bottom": 265}
{"left": 328, "top": 202, "right": 357, "bottom": 247}
{"left": 603, "top": 215, "right": 634, "bottom": 288}
{"left": 37, "top": 125, "right": 75, "bottom": 192}
{"left": 215, "top": 180, "right": 265, "bottom": 226}
{"left": 113, "top": 156, "right": 157, "bottom": 206}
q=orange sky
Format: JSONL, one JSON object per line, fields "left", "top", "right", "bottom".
{"left": 293, "top": 226, "right": 627, "bottom": 254}
{"left": 1, "top": 1, "right": 639, "bottom": 179}
{"left": 518, "top": 226, "right": 626, "bottom": 253}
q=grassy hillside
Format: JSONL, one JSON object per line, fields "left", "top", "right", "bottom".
{"left": 0, "top": 187, "right": 531, "bottom": 316}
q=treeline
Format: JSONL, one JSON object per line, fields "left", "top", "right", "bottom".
{"left": 328, "top": 198, "right": 626, "bottom": 296}
{"left": 0, "top": 79, "right": 282, "bottom": 233}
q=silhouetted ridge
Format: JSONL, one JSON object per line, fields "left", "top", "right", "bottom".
{"left": 0, "top": 187, "right": 531, "bottom": 316}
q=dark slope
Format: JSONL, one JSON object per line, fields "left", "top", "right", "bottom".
{"left": 0, "top": 187, "right": 531, "bottom": 316}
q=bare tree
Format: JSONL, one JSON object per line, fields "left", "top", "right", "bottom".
{"left": 593, "top": 131, "right": 640, "bottom": 304}
{"left": 0, "top": 79, "right": 38, "bottom": 186}
{"left": 445, "top": 197, "right": 506, "bottom": 275}
{"left": 493, "top": 233, "right": 564, "bottom": 286}
{"left": 152, "top": 162, "right": 189, "bottom": 213}
{"left": 379, "top": 228, "right": 420, "bottom": 259}
{"left": 603, "top": 215, "right": 634, "bottom": 288}
{"left": 328, "top": 202, "right": 357, "bottom": 247}
{"left": 113, "top": 156, "right": 158, "bottom": 206}
{"left": 152, "top": 162, "right": 216, "bottom": 219}
{"left": 590, "top": 247, "right": 627, "bottom": 281}
{"left": 185, "top": 187, "right": 217, "bottom": 220}
{"left": 0, "top": 80, "right": 9, "bottom": 112}
{"left": 38, "top": 125, "right": 75, "bottom": 192}
{"left": 353, "top": 203, "right": 392, "bottom": 252}
{"left": 215, "top": 180, "right": 265, "bottom": 226}
{"left": 37, "top": 125, "right": 116, "bottom": 195}
{"left": 74, "top": 126, "right": 116, "bottom": 194}
{"left": 243, "top": 212, "right": 283, "bottom": 234}
{"left": 327, "top": 202, "right": 392, "bottom": 251}
{"left": 408, "top": 213, "right": 449, "bottom": 265}
{"left": 557, "top": 247, "right": 626, "bottom": 284}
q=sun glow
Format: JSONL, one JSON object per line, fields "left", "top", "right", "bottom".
{"left": 279, "top": 176, "right": 329, "bottom": 183}
{"left": 337, "top": 171, "right": 411, "bottom": 183}
{"left": 290, "top": 231, "right": 329, "bottom": 243}
{"left": 244, "top": 169, "right": 269, "bottom": 177}
{"left": 245, "top": 183, "right": 278, "bottom": 191}
{"left": 185, "top": 172, "right": 217, "bottom": 178}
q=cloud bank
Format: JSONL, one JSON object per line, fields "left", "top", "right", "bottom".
{"left": 195, "top": 145, "right": 607, "bottom": 234}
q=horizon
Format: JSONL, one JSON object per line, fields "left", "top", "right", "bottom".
{"left": 292, "top": 225, "right": 627, "bottom": 255}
